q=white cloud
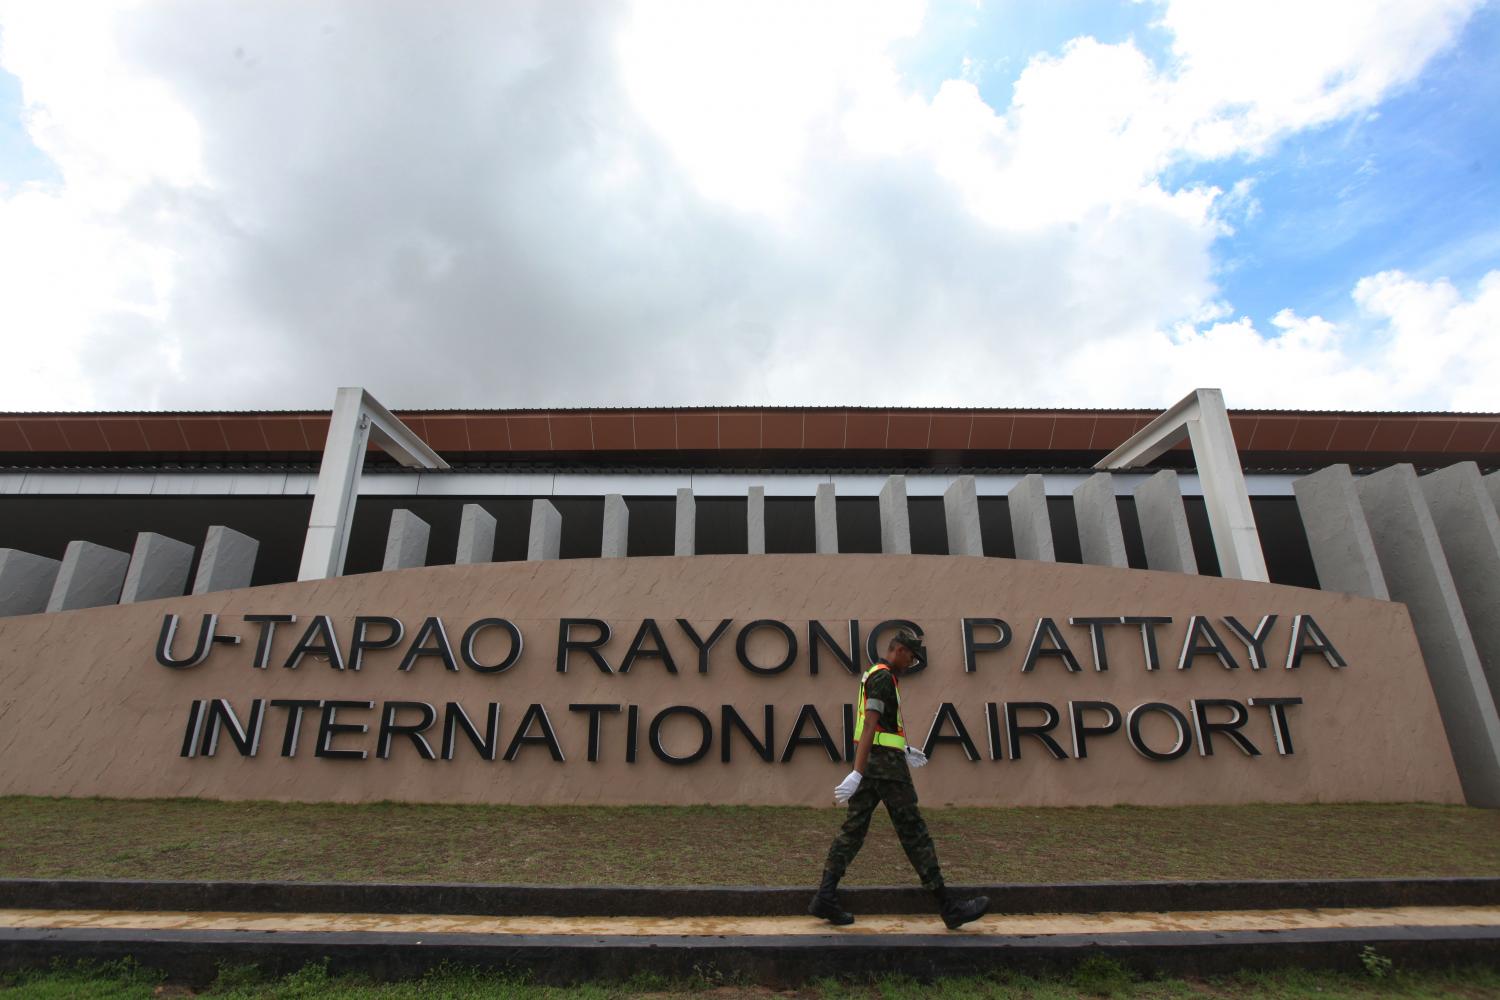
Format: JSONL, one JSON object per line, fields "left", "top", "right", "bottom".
{"left": 0, "top": 1, "right": 203, "bottom": 208}
{"left": 0, "top": 0, "right": 1488, "bottom": 413}
{"left": 1159, "top": 0, "right": 1480, "bottom": 156}
{"left": 1060, "top": 269, "right": 1500, "bottom": 410}
{"left": 1353, "top": 269, "right": 1500, "bottom": 411}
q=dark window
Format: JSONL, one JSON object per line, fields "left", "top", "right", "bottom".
{"left": 765, "top": 497, "right": 814, "bottom": 553}
{"left": 834, "top": 497, "right": 880, "bottom": 553}
{"left": 696, "top": 498, "right": 748, "bottom": 555}
{"left": 909, "top": 497, "right": 948, "bottom": 554}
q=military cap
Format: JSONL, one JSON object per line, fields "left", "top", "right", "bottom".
{"left": 891, "top": 628, "right": 926, "bottom": 661}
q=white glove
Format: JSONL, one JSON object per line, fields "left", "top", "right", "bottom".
{"left": 833, "top": 770, "right": 863, "bottom": 804}
{"left": 905, "top": 746, "right": 928, "bottom": 768}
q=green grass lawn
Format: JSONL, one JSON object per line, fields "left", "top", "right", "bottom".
{"left": 0, "top": 798, "right": 1497, "bottom": 885}
{"left": 4, "top": 958, "right": 1499, "bottom": 999}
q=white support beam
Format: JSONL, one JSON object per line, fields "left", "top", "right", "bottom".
{"left": 1096, "top": 388, "right": 1268, "bottom": 582}
{"left": 297, "top": 387, "right": 449, "bottom": 581}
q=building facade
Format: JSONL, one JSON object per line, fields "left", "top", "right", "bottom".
{"left": 0, "top": 390, "right": 1495, "bottom": 809}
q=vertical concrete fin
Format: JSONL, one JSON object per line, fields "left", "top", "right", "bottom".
{"left": 1292, "top": 465, "right": 1389, "bottom": 600}
{"left": 192, "top": 526, "right": 259, "bottom": 594}
{"left": 382, "top": 509, "right": 431, "bottom": 571}
{"left": 602, "top": 494, "right": 629, "bottom": 558}
{"left": 0, "top": 549, "right": 61, "bottom": 617}
{"left": 120, "top": 532, "right": 195, "bottom": 603}
{"left": 1073, "top": 473, "right": 1128, "bottom": 568}
{"left": 943, "top": 475, "right": 983, "bottom": 556}
{"left": 878, "top": 475, "right": 912, "bottom": 555}
{"left": 1485, "top": 470, "right": 1500, "bottom": 516}
{"left": 814, "top": 483, "right": 839, "bottom": 555}
{"left": 46, "top": 541, "right": 130, "bottom": 612}
{"left": 675, "top": 488, "right": 696, "bottom": 557}
{"left": 1133, "top": 470, "right": 1197, "bottom": 575}
{"left": 1358, "top": 464, "right": 1500, "bottom": 808}
{"left": 1008, "top": 474, "right": 1054, "bottom": 562}
{"left": 528, "top": 500, "right": 562, "bottom": 561}
{"left": 1421, "top": 462, "right": 1500, "bottom": 711}
{"left": 747, "top": 487, "right": 766, "bottom": 555}
{"left": 455, "top": 504, "right": 497, "bottom": 565}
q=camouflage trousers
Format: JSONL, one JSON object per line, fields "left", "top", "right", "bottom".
{"left": 822, "top": 777, "right": 945, "bottom": 892}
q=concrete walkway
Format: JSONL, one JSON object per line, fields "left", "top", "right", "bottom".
{"left": 2, "top": 904, "right": 1498, "bottom": 937}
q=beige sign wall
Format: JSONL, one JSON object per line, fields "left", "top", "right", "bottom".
{"left": 0, "top": 554, "right": 1463, "bottom": 807}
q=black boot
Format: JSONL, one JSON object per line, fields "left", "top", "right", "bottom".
{"left": 808, "top": 870, "right": 854, "bottom": 925}
{"left": 932, "top": 885, "right": 989, "bottom": 930}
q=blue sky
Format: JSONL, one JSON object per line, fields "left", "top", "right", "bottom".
{"left": 0, "top": 1, "right": 1495, "bottom": 411}
{"left": 1179, "top": 4, "right": 1500, "bottom": 328}
{"left": 891, "top": 0, "right": 1500, "bottom": 332}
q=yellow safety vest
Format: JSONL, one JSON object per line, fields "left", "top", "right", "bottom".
{"left": 854, "top": 662, "right": 906, "bottom": 750}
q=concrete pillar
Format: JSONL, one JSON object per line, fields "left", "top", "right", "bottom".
{"left": 943, "top": 475, "right": 983, "bottom": 557}
{"left": 747, "top": 487, "right": 766, "bottom": 555}
{"left": 455, "top": 504, "right": 496, "bottom": 565}
{"left": 192, "top": 526, "right": 258, "bottom": 594}
{"left": 1008, "top": 474, "right": 1054, "bottom": 562}
{"left": 46, "top": 541, "right": 130, "bottom": 612}
{"left": 1358, "top": 464, "right": 1500, "bottom": 807}
{"left": 1421, "top": 462, "right": 1500, "bottom": 709}
{"left": 120, "top": 532, "right": 194, "bottom": 603}
{"left": 814, "top": 483, "right": 838, "bottom": 555}
{"left": 1292, "top": 465, "right": 1388, "bottom": 599}
{"left": 602, "top": 494, "right": 629, "bottom": 558}
{"left": 1096, "top": 389, "right": 1266, "bottom": 581}
{"left": 1134, "top": 470, "right": 1197, "bottom": 575}
{"left": 675, "top": 488, "right": 696, "bottom": 556}
{"left": 0, "top": 549, "right": 61, "bottom": 617}
{"left": 298, "top": 386, "right": 448, "bottom": 582}
{"left": 382, "top": 509, "right": 430, "bottom": 571}
{"left": 528, "top": 500, "right": 562, "bottom": 561}
{"left": 1072, "top": 473, "right": 1127, "bottom": 568}
{"left": 1186, "top": 404, "right": 1269, "bottom": 582}
{"left": 879, "top": 475, "right": 912, "bottom": 555}
{"left": 1486, "top": 471, "right": 1500, "bottom": 515}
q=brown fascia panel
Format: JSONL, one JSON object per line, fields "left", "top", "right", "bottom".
{"left": 0, "top": 409, "right": 1496, "bottom": 472}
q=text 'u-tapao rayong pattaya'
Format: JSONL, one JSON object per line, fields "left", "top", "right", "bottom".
{"left": 154, "top": 613, "right": 1348, "bottom": 675}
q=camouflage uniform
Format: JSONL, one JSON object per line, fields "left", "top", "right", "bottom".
{"left": 821, "top": 663, "right": 945, "bottom": 892}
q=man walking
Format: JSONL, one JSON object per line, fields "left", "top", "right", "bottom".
{"left": 809, "top": 629, "right": 990, "bottom": 929}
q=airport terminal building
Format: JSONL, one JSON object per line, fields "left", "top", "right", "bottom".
{"left": 0, "top": 389, "right": 1496, "bottom": 811}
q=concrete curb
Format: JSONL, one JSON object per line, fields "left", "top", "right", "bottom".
{"left": 0, "top": 877, "right": 1497, "bottom": 917}
{"left": 1, "top": 925, "right": 1497, "bottom": 986}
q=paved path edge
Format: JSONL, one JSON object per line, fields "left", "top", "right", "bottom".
{"left": 0, "top": 877, "right": 1497, "bottom": 917}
